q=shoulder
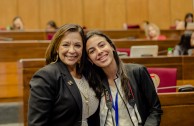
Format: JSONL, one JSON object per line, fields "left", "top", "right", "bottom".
{"left": 124, "top": 63, "right": 146, "bottom": 73}
{"left": 158, "top": 35, "right": 166, "bottom": 40}
{"left": 33, "top": 63, "right": 61, "bottom": 79}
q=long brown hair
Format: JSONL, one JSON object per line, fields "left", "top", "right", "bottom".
{"left": 45, "top": 24, "right": 85, "bottom": 74}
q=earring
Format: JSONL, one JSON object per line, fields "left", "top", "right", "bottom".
{"left": 77, "top": 60, "right": 81, "bottom": 68}
{"left": 51, "top": 55, "right": 58, "bottom": 64}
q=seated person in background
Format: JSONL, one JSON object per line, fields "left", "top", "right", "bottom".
{"left": 173, "top": 31, "right": 194, "bottom": 56}
{"left": 10, "top": 16, "right": 24, "bottom": 30}
{"left": 144, "top": 23, "right": 166, "bottom": 40}
{"left": 176, "top": 12, "right": 193, "bottom": 30}
{"left": 46, "top": 20, "right": 58, "bottom": 31}
{"left": 46, "top": 20, "right": 58, "bottom": 40}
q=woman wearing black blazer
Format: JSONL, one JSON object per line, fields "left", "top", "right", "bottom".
{"left": 28, "top": 24, "right": 101, "bottom": 126}
{"left": 84, "top": 31, "right": 163, "bottom": 126}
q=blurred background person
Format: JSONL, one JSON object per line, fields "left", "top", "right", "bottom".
{"left": 144, "top": 23, "right": 166, "bottom": 40}
{"left": 46, "top": 20, "right": 58, "bottom": 40}
{"left": 176, "top": 12, "right": 193, "bottom": 30}
{"left": 46, "top": 20, "right": 58, "bottom": 31}
{"left": 173, "top": 31, "right": 194, "bottom": 56}
{"left": 10, "top": 16, "right": 24, "bottom": 30}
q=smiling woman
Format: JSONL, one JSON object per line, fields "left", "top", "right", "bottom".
{"left": 84, "top": 30, "right": 163, "bottom": 126}
{"left": 28, "top": 24, "right": 101, "bottom": 126}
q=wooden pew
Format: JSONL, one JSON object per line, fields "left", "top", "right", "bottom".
{"left": 18, "top": 59, "right": 45, "bottom": 126}
{"left": 113, "top": 39, "right": 179, "bottom": 55}
{"left": 94, "top": 29, "right": 184, "bottom": 39}
{"left": 0, "top": 29, "right": 184, "bottom": 40}
{"left": 121, "top": 56, "right": 194, "bottom": 86}
{"left": 0, "top": 40, "right": 190, "bottom": 101}
{"left": 159, "top": 92, "right": 194, "bottom": 125}
{"left": 0, "top": 30, "right": 55, "bottom": 40}
{"left": 0, "top": 41, "right": 49, "bottom": 101}
{"left": 18, "top": 58, "right": 194, "bottom": 126}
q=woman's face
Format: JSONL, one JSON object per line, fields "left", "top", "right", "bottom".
{"left": 86, "top": 35, "right": 115, "bottom": 68}
{"left": 14, "top": 18, "right": 23, "bottom": 29}
{"left": 58, "top": 32, "right": 83, "bottom": 68}
{"left": 148, "top": 26, "right": 157, "bottom": 38}
{"left": 46, "top": 24, "right": 56, "bottom": 31}
{"left": 186, "top": 16, "right": 193, "bottom": 23}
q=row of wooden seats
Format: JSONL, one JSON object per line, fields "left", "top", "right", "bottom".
{"left": 0, "top": 29, "right": 185, "bottom": 40}
{"left": 18, "top": 58, "right": 194, "bottom": 126}
{"left": 0, "top": 40, "right": 189, "bottom": 100}
{"left": 121, "top": 56, "right": 194, "bottom": 86}
{"left": 113, "top": 39, "right": 179, "bottom": 54}
{"left": 0, "top": 30, "right": 54, "bottom": 40}
{"left": 0, "top": 41, "right": 48, "bottom": 101}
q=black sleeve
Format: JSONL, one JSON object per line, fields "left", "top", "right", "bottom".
{"left": 139, "top": 66, "right": 163, "bottom": 126}
{"left": 28, "top": 68, "right": 56, "bottom": 126}
{"left": 87, "top": 103, "right": 100, "bottom": 126}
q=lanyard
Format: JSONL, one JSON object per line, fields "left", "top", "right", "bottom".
{"left": 112, "top": 92, "right": 119, "bottom": 126}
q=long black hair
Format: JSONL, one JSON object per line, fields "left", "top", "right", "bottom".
{"left": 178, "top": 31, "right": 193, "bottom": 55}
{"left": 84, "top": 31, "right": 132, "bottom": 101}
{"left": 185, "top": 13, "right": 193, "bottom": 28}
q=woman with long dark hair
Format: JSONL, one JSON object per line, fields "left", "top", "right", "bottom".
{"left": 84, "top": 30, "right": 163, "bottom": 126}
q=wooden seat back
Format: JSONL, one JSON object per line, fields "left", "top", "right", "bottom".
{"left": 18, "top": 58, "right": 194, "bottom": 126}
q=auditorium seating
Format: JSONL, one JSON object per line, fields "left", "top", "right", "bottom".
{"left": 0, "top": 41, "right": 49, "bottom": 101}
{"left": 18, "top": 58, "right": 194, "bottom": 126}
{"left": 147, "top": 68, "right": 177, "bottom": 93}
{"left": 113, "top": 39, "right": 179, "bottom": 56}
{"left": 0, "top": 29, "right": 184, "bottom": 40}
{"left": 0, "top": 39, "right": 180, "bottom": 101}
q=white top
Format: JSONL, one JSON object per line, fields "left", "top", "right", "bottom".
{"left": 100, "top": 77, "right": 142, "bottom": 126}
{"left": 74, "top": 76, "right": 99, "bottom": 126}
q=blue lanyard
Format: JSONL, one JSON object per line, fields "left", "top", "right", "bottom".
{"left": 112, "top": 92, "right": 119, "bottom": 126}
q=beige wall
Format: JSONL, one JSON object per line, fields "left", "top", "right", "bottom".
{"left": 0, "top": 0, "right": 194, "bottom": 30}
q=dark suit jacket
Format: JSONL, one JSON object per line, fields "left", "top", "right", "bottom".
{"left": 102, "top": 63, "right": 163, "bottom": 126}
{"left": 28, "top": 60, "right": 100, "bottom": 126}
{"left": 125, "top": 63, "right": 163, "bottom": 126}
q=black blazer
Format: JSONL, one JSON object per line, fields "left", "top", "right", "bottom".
{"left": 28, "top": 61, "right": 100, "bottom": 126}
{"left": 125, "top": 63, "right": 163, "bottom": 125}
{"left": 101, "top": 63, "right": 163, "bottom": 126}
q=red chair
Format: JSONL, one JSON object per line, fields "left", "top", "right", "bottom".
{"left": 147, "top": 67, "right": 177, "bottom": 93}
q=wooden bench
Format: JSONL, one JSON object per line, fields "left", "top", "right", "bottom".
{"left": 93, "top": 29, "right": 184, "bottom": 39}
{"left": 0, "top": 29, "right": 184, "bottom": 40}
{"left": 0, "top": 41, "right": 49, "bottom": 101}
{"left": 121, "top": 56, "right": 194, "bottom": 86}
{"left": 0, "top": 40, "right": 188, "bottom": 101}
{"left": 0, "top": 30, "right": 55, "bottom": 40}
{"left": 113, "top": 39, "right": 179, "bottom": 55}
{"left": 18, "top": 58, "right": 194, "bottom": 126}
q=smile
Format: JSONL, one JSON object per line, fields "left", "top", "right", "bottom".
{"left": 66, "top": 55, "right": 78, "bottom": 60}
{"left": 98, "top": 54, "right": 108, "bottom": 62}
